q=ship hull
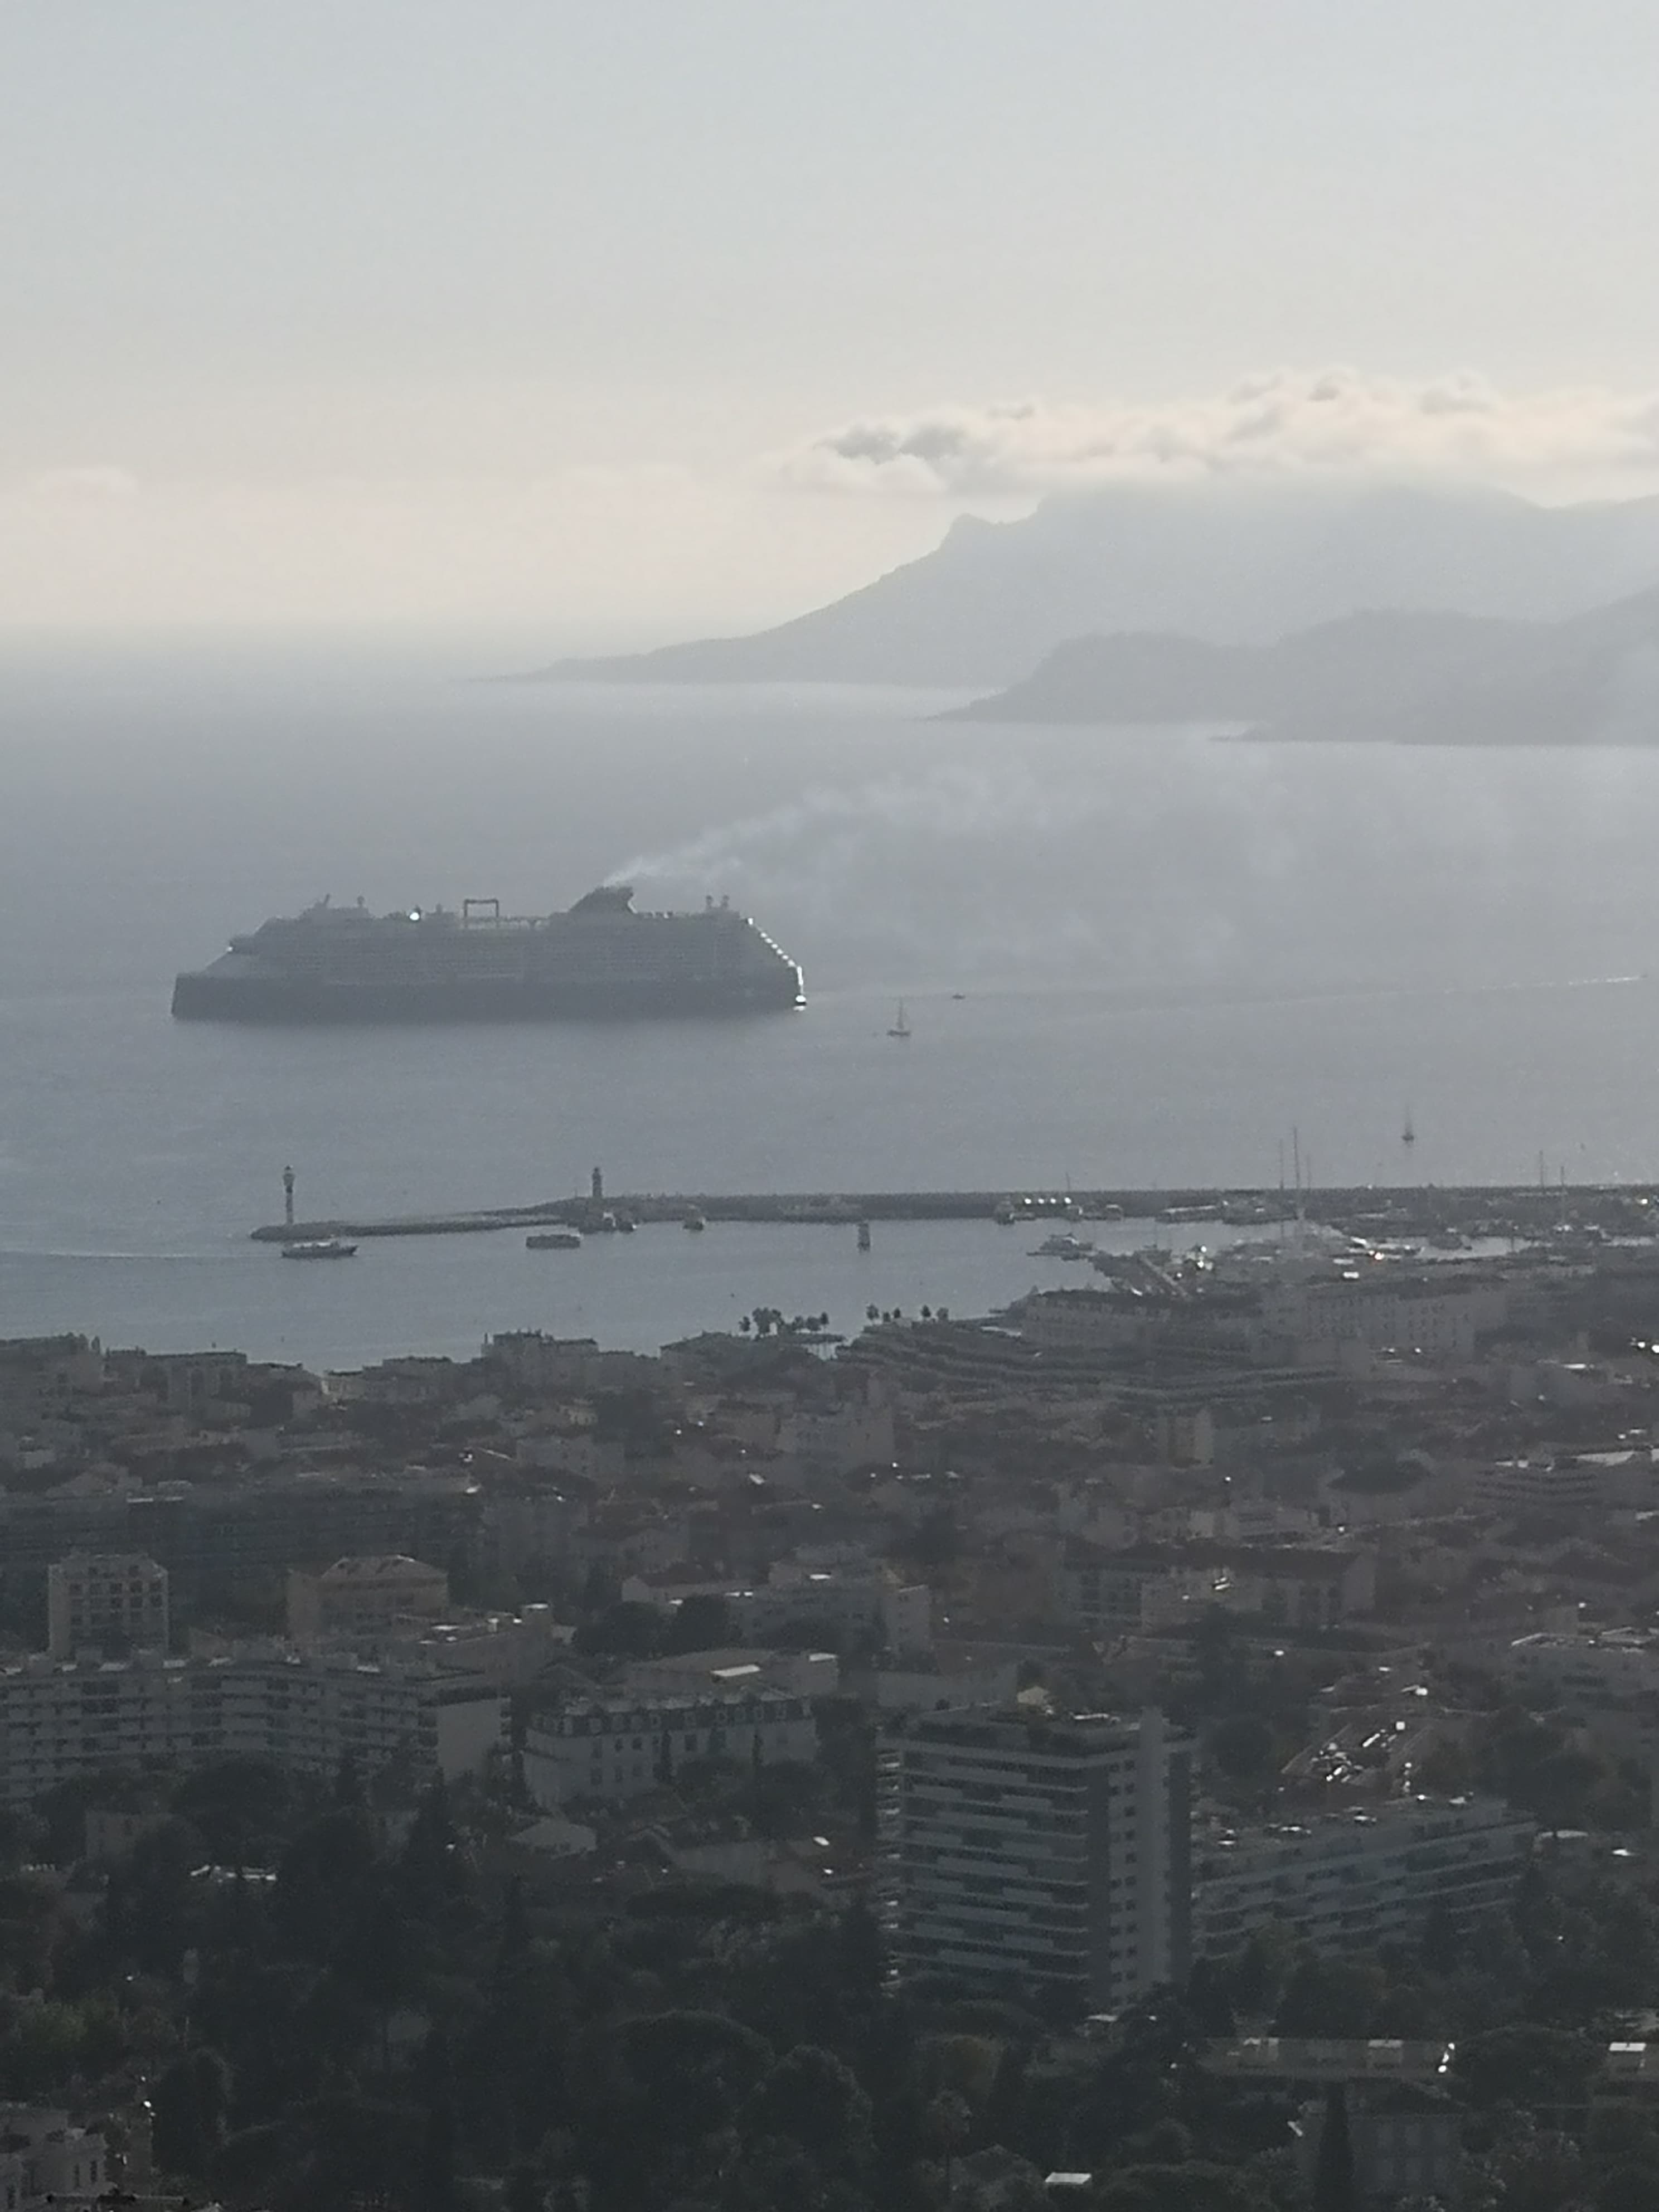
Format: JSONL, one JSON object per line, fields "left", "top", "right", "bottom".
{"left": 171, "top": 970, "right": 803, "bottom": 1022}
{"left": 173, "top": 884, "right": 804, "bottom": 1022}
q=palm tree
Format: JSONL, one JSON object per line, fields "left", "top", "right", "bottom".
{"left": 925, "top": 2090, "right": 972, "bottom": 2195}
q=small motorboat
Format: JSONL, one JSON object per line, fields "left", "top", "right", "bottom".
{"left": 527, "top": 1230, "right": 583, "bottom": 1250}
{"left": 281, "top": 1238, "right": 357, "bottom": 1260}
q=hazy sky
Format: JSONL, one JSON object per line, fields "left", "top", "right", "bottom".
{"left": 6, "top": 1, "right": 1659, "bottom": 644}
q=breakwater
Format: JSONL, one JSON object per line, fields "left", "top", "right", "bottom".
{"left": 250, "top": 1183, "right": 1655, "bottom": 1243}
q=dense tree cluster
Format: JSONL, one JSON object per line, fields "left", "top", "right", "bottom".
{"left": 0, "top": 1739, "right": 1655, "bottom": 2209}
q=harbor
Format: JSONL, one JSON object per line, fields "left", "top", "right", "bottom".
{"left": 253, "top": 1179, "right": 1659, "bottom": 1244}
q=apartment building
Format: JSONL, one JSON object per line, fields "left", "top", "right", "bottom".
{"left": 0, "top": 1647, "right": 504, "bottom": 1807}
{"left": 1056, "top": 1537, "right": 1374, "bottom": 1634}
{"left": 1501, "top": 1629, "right": 1659, "bottom": 1751}
{"left": 615, "top": 1646, "right": 838, "bottom": 1701}
{"left": 0, "top": 2108, "right": 110, "bottom": 2209}
{"left": 620, "top": 1559, "right": 933, "bottom": 1656}
{"left": 1192, "top": 1797, "right": 1534, "bottom": 1959}
{"left": 1472, "top": 1456, "right": 1603, "bottom": 1514}
{"left": 877, "top": 1706, "right": 1193, "bottom": 2014}
{"left": 524, "top": 1687, "right": 818, "bottom": 1807}
{"left": 286, "top": 1553, "right": 450, "bottom": 1644}
{"left": 1259, "top": 1270, "right": 1505, "bottom": 1367}
{"left": 46, "top": 1553, "right": 169, "bottom": 1658}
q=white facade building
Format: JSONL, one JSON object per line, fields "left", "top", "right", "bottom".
{"left": 0, "top": 1647, "right": 504, "bottom": 1807}
{"left": 1472, "top": 1457, "right": 1602, "bottom": 1514}
{"left": 1502, "top": 1631, "right": 1659, "bottom": 1750}
{"left": 1057, "top": 1539, "right": 1374, "bottom": 1635}
{"left": 1192, "top": 1796, "right": 1533, "bottom": 1958}
{"left": 1260, "top": 1271, "right": 1505, "bottom": 1367}
{"left": 878, "top": 1706, "right": 1193, "bottom": 2013}
{"left": 524, "top": 1687, "right": 819, "bottom": 1807}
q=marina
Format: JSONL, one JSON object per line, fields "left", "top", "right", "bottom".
{"left": 13, "top": 1186, "right": 1644, "bottom": 1381}
{"left": 254, "top": 1180, "right": 1659, "bottom": 1246}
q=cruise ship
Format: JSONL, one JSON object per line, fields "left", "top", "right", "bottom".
{"left": 171, "top": 885, "right": 804, "bottom": 1022}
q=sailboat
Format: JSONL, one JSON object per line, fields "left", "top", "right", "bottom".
{"left": 887, "top": 1001, "right": 911, "bottom": 1039}
{"left": 1402, "top": 1107, "right": 1417, "bottom": 1146}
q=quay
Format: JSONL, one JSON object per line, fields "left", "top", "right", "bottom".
{"left": 250, "top": 1183, "right": 1657, "bottom": 1244}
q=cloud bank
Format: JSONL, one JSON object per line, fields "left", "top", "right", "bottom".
{"left": 780, "top": 369, "right": 1659, "bottom": 498}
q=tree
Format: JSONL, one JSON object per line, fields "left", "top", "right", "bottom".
{"left": 1450, "top": 2023, "right": 1598, "bottom": 2115}
{"left": 110, "top": 1817, "right": 210, "bottom": 1975}
{"left": 1274, "top": 1954, "right": 1385, "bottom": 2039}
{"left": 399, "top": 1776, "right": 465, "bottom": 1915}
{"left": 665, "top": 1593, "right": 734, "bottom": 1653}
{"left": 504, "top": 2162, "right": 550, "bottom": 2212}
{"left": 273, "top": 1806, "right": 380, "bottom": 1959}
{"left": 334, "top": 1890, "right": 411, "bottom": 2065}
{"left": 494, "top": 1873, "right": 531, "bottom": 1970}
{"left": 1599, "top": 2164, "right": 1659, "bottom": 2212}
{"left": 152, "top": 2048, "right": 233, "bottom": 2181}
{"left": 1311, "top": 2084, "right": 1354, "bottom": 2212}
{"left": 0, "top": 1874, "right": 66, "bottom": 1993}
{"left": 744, "top": 2044, "right": 874, "bottom": 2172}
{"left": 1095, "top": 2166, "right": 1274, "bottom": 2212}
{"left": 616, "top": 2009, "right": 773, "bottom": 2146}
{"left": 172, "top": 1756, "right": 300, "bottom": 1864}
{"left": 1207, "top": 1714, "right": 1276, "bottom": 1786}
{"left": 1184, "top": 1957, "right": 1236, "bottom": 2038}
{"left": 1225, "top": 1920, "right": 1298, "bottom": 2020}
{"left": 414, "top": 2026, "right": 459, "bottom": 2212}
{"left": 571, "top": 1602, "right": 665, "bottom": 1660}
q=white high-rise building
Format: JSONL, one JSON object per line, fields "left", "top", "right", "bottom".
{"left": 878, "top": 1706, "right": 1193, "bottom": 2014}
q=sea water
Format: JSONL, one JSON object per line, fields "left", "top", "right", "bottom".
{"left": 2, "top": 636, "right": 1657, "bottom": 1366}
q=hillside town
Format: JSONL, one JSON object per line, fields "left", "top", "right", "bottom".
{"left": 9, "top": 1206, "right": 1659, "bottom": 2205}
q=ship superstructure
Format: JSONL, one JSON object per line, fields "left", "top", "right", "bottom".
{"left": 172, "top": 885, "right": 804, "bottom": 1022}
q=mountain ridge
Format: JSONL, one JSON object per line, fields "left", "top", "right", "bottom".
{"left": 520, "top": 482, "right": 1659, "bottom": 690}
{"left": 943, "top": 587, "right": 1659, "bottom": 746}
